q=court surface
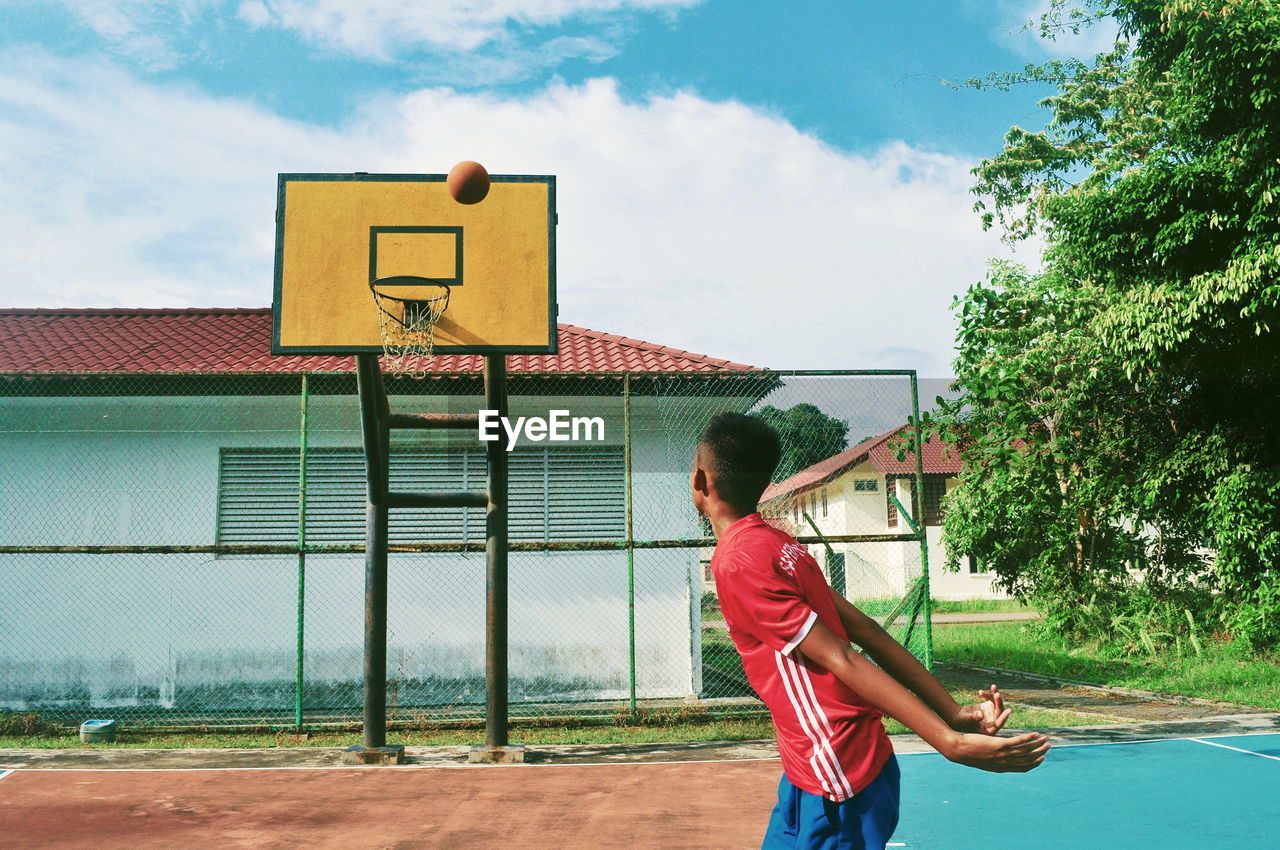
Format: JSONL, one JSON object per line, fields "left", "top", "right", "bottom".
{"left": 1, "top": 732, "right": 1277, "bottom": 848}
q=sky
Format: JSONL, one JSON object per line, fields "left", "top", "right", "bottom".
{"left": 0, "top": 1, "right": 1119, "bottom": 375}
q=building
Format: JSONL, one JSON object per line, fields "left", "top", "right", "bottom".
{"left": 758, "top": 426, "right": 1005, "bottom": 601}
{"left": 0, "top": 308, "right": 770, "bottom": 721}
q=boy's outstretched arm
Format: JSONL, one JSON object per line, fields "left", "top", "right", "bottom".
{"left": 796, "top": 618, "right": 1049, "bottom": 773}
{"left": 829, "top": 587, "right": 1008, "bottom": 735}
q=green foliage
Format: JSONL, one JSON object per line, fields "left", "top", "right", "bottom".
{"left": 1228, "top": 579, "right": 1280, "bottom": 654}
{"left": 1041, "top": 582, "right": 1216, "bottom": 658}
{"left": 756, "top": 403, "right": 849, "bottom": 480}
{"left": 0, "top": 719, "right": 784, "bottom": 749}
{"left": 931, "top": 263, "right": 1200, "bottom": 623}
{"left": 928, "top": 598, "right": 1035, "bottom": 614}
{"left": 939, "top": 0, "right": 1280, "bottom": 649}
{"left": 0, "top": 711, "right": 59, "bottom": 736}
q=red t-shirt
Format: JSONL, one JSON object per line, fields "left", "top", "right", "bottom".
{"left": 711, "top": 513, "right": 894, "bottom": 801}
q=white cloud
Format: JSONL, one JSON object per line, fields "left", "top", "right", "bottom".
{"left": 998, "top": 0, "right": 1122, "bottom": 60}
{"left": 39, "top": 0, "right": 697, "bottom": 68}
{"left": 240, "top": 0, "right": 697, "bottom": 57}
{"left": 0, "top": 52, "right": 1019, "bottom": 373}
{"left": 236, "top": 0, "right": 270, "bottom": 27}
{"left": 0, "top": 48, "right": 375, "bottom": 308}
{"left": 54, "top": 0, "right": 216, "bottom": 70}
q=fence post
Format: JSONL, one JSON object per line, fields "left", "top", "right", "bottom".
{"left": 295, "top": 373, "right": 309, "bottom": 731}
{"left": 908, "top": 372, "right": 934, "bottom": 671}
{"left": 623, "top": 374, "right": 637, "bottom": 716}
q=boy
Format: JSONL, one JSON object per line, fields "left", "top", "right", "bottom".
{"left": 691, "top": 413, "right": 1048, "bottom": 849}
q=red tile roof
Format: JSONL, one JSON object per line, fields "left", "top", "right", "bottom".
{"left": 761, "top": 425, "right": 961, "bottom": 503}
{"left": 0, "top": 308, "right": 759, "bottom": 375}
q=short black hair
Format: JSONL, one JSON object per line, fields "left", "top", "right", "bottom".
{"left": 698, "top": 412, "right": 782, "bottom": 512}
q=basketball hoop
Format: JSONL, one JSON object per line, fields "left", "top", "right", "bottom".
{"left": 369, "top": 276, "right": 450, "bottom": 376}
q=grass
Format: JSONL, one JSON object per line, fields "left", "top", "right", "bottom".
{"left": 0, "top": 716, "right": 780, "bottom": 750}
{"left": 930, "top": 598, "right": 1035, "bottom": 614}
{"left": 934, "top": 621, "right": 1280, "bottom": 710}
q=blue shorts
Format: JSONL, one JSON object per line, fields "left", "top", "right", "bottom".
{"left": 761, "top": 755, "right": 900, "bottom": 850}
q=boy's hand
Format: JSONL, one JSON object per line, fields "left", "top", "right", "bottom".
{"left": 943, "top": 731, "right": 1050, "bottom": 773}
{"left": 950, "top": 684, "right": 1011, "bottom": 735}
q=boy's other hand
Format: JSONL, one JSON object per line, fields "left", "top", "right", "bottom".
{"left": 950, "top": 683, "right": 1011, "bottom": 735}
{"left": 944, "top": 731, "right": 1050, "bottom": 773}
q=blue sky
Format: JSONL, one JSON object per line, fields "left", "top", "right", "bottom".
{"left": 0, "top": 0, "right": 1117, "bottom": 373}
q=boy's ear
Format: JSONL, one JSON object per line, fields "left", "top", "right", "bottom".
{"left": 692, "top": 465, "right": 709, "bottom": 494}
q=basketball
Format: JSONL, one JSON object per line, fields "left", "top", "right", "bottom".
{"left": 447, "top": 160, "right": 490, "bottom": 204}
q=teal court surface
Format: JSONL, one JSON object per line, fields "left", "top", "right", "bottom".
{"left": 0, "top": 727, "right": 1277, "bottom": 848}
{"left": 895, "top": 731, "right": 1280, "bottom": 848}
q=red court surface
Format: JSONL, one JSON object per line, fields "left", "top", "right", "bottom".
{"left": 0, "top": 759, "right": 784, "bottom": 849}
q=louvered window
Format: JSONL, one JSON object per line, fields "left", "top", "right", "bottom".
{"left": 885, "top": 474, "right": 948, "bottom": 528}
{"left": 217, "top": 446, "right": 625, "bottom": 546}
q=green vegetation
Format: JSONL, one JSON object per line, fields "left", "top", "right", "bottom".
{"left": 701, "top": 631, "right": 755, "bottom": 699}
{"left": 935, "top": 622, "right": 1280, "bottom": 710}
{"left": 756, "top": 403, "right": 849, "bottom": 480}
{"left": 882, "top": 701, "right": 1121, "bottom": 734}
{"left": 0, "top": 710, "right": 60, "bottom": 737}
{"left": 930, "top": 0, "right": 1280, "bottom": 652}
{"left": 0, "top": 713, "right": 779, "bottom": 750}
{"left": 930, "top": 599, "right": 1034, "bottom": 614}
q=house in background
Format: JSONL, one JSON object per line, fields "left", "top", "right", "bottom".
{"left": 0, "top": 307, "right": 771, "bottom": 719}
{"left": 757, "top": 426, "right": 1005, "bottom": 601}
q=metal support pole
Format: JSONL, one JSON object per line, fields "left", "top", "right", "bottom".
{"left": 623, "top": 375, "right": 637, "bottom": 715}
{"left": 295, "top": 374, "right": 309, "bottom": 732}
{"left": 484, "top": 355, "right": 510, "bottom": 749}
{"left": 355, "top": 354, "right": 392, "bottom": 752}
{"left": 908, "top": 371, "right": 934, "bottom": 671}
{"left": 363, "top": 500, "right": 390, "bottom": 748}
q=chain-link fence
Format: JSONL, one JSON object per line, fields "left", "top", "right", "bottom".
{"left": 0, "top": 370, "right": 932, "bottom": 730}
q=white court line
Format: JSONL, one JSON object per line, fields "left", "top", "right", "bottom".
{"left": 0, "top": 770, "right": 14, "bottom": 782}
{"left": 1190, "top": 737, "right": 1280, "bottom": 762}
{"left": 892, "top": 730, "right": 1280, "bottom": 754}
{"left": 1048, "top": 730, "right": 1280, "bottom": 750}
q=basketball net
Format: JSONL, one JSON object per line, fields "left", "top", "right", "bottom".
{"left": 370, "top": 280, "right": 450, "bottom": 377}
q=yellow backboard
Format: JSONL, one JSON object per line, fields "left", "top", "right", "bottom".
{"left": 272, "top": 173, "right": 557, "bottom": 355}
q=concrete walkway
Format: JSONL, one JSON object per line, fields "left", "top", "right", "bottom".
{"left": 3, "top": 714, "right": 1278, "bottom": 771}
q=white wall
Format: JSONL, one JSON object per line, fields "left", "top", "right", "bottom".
{"left": 0, "top": 388, "right": 716, "bottom": 716}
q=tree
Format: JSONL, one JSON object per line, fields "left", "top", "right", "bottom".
{"left": 936, "top": 263, "right": 1204, "bottom": 617}
{"left": 940, "top": 0, "right": 1280, "bottom": 649}
{"left": 756, "top": 404, "right": 850, "bottom": 481}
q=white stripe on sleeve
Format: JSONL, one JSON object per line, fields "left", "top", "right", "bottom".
{"left": 780, "top": 609, "right": 818, "bottom": 656}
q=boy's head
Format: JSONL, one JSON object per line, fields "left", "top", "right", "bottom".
{"left": 691, "top": 412, "right": 782, "bottom": 517}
